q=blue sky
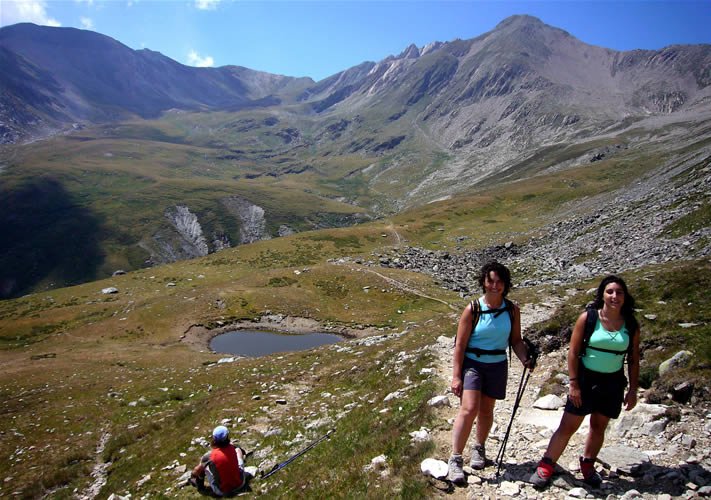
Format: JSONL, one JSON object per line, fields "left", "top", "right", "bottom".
{"left": 2, "top": 1, "right": 710, "bottom": 81}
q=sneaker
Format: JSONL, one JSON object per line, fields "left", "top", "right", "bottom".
{"left": 529, "top": 457, "right": 554, "bottom": 488}
{"left": 470, "top": 444, "right": 486, "bottom": 469}
{"left": 448, "top": 454, "right": 465, "bottom": 484}
{"left": 580, "top": 457, "right": 602, "bottom": 487}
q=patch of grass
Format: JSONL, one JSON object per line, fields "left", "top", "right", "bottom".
{"left": 314, "top": 277, "right": 349, "bottom": 299}
{"left": 103, "top": 422, "right": 164, "bottom": 463}
{"left": 0, "top": 320, "right": 68, "bottom": 349}
{"left": 309, "top": 233, "right": 363, "bottom": 249}
{"left": 267, "top": 276, "right": 298, "bottom": 287}
{"left": 663, "top": 202, "right": 711, "bottom": 238}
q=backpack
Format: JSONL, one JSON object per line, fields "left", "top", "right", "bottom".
{"left": 581, "top": 306, "right": 634, "bottom": 359}
{"left": 464, "top": 298, "right": 515, "bottom": 357}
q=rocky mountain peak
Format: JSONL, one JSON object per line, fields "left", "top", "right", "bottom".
{"left": 399, "top": 43, "right": 421, "bottom": 59}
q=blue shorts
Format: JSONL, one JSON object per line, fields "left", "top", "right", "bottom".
{"left": 462, "top": 357, "right": 508, "bottom": 400}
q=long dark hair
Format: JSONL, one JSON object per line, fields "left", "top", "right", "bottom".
{"left": 478, "top": 261, "right": 512, "bottom": 297}
{"left": 592, "top": 275, "right": 639, "bottom": 333}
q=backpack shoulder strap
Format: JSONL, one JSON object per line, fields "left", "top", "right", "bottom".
{"left": 581, "top": 306, "right": 598, "bottom": 357}
{"left": 453, "top": 299, "right": 480, "bottom": 348}
{"left": 470, "top": 299, "right": 481, "bottom": 333}
{"left": 504, "top": 299, "right": 515, "bottom": 329}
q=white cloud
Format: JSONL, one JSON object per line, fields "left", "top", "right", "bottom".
{"left": 80, "top": 16, "right": 94, "bottom": 30}
{"left": 0, "top": 0, "right": 61, "bottom": 27}
{"left": 74, "top": 0, "right": 94, "bottom": 5}
{"left": 195, "top": 0, "right": 220, "bottom": 11}
{"left": 187, "top": 50, "right": 214, "bottom": 68}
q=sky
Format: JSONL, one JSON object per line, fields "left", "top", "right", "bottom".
{"left": 1, "top": 0, "right": 710, "bottom": 81}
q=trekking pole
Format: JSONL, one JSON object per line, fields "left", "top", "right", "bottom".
{"left": 260, "top": 429, "right": 334, "bottom": 479}
{"left": 495, "top": 338, "right": 538, "bottom": 479}
{"left": 495, "top": 367, "right": 530, "bottom": 479}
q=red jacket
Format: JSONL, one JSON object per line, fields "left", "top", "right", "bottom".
{"left": 210, "top": 444, "right": 243, "bottom": 494}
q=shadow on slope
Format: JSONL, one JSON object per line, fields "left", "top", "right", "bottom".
{"left": 0, "top": 177, "right": 104, "bottom": 298}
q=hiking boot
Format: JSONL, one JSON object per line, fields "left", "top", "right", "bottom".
{"left": 529, "top": 457, "right": 555, "bottom": 488}
{"left": 580, "top": 457, "right": 602, "bottom": 487}
{"left": 447, "top": 454, "right": 465, "bottom": 484}
{"left": 470, "top": 444, "right": 486, "bottom": 469}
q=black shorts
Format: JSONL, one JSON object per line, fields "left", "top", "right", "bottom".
{"left": 564, "top": 365, "right": 627, "bottom": 419}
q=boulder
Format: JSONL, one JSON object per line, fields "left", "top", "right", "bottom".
{"left": 658, "top": 350, "right": 693, "bottom": 376}
{"left": 598, "top": 446, "right": 651, "bottom": 476}
{"left": 614, "top": 403, "right": 668, "bottom": 437}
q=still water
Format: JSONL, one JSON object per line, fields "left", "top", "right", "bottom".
{"left": 210, "top": 330, "right": 343, "bottom": 357}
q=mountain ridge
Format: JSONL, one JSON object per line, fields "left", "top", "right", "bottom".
{"left": 2, "top": 16, "right": 710, "bottom": 145}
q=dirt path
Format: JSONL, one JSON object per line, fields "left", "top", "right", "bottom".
{"left": 75, "top": 430, "right": 111, "bottom": 500}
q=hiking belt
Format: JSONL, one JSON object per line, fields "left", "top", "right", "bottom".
{"left": 585, "top": 345, "right": 627, "bottom": 355}
{"left": 465, "top": 346, "right": 507, "bottom": 356}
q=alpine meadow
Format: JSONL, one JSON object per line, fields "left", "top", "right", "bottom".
{"left": 0, "top": 14, "right": 710, "bottom": 499}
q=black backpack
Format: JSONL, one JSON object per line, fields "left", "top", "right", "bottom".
{"left": 581, "top": 306, "right": 634, "bottom": 359}
{"left": 464, "top": 298, "right": 515, "bottom": 357}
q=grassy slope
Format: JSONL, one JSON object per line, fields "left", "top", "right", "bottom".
{"left": 1, "top": 139, "right": 710, "bottom": 497}
{"left": 0, "top": 115, "right": 382, "bottom": 297}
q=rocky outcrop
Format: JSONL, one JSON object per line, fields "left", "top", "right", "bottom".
{"left": 164, "top": 205, "right": 209, "bottom": 256}
{"left": 221, "top": 196, "right": 271, "bottom": 244}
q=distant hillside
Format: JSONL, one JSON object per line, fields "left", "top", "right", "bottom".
{"left": 0, "top": 23, "right": 313, "bottom": 143}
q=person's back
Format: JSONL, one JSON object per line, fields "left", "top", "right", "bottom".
{"left": 191, "top": 425, "right": 246, "bottom": 496}
{"left": 208, "top": 443, "right": 243, "bottom": 495}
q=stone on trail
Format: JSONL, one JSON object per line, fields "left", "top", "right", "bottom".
{"left": 101, "top": 287, "right": 118, "bottom": 294}
{"left": 498, "top": 480, "right": 520, "bottom": 496}
{"left": 409, "top": 427, "right": 430, "bottom": 442}
{"left": 420, "top": 458, "right": 448, "bottom": 478}
{"left": 428, "top": 395, "right": 450, "bottom": 407}
{"left": 598, "top": 445, "right": 651, "bottom": 476}
{"left": 567, "top": 487, "right": 587, "bottom": 498}
{"left": 533, "top": 394, "right": 565, "bottom": 410}
{"left": 619, "top": 489, "right": 643, "bottom": 500}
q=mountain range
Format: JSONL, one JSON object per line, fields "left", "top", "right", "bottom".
{"left": 1, "top": 15, "right": 710, "bottom": 298}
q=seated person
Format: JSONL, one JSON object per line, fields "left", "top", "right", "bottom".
{"left": 190, "top": 425, "right": 245, "bottom": 496}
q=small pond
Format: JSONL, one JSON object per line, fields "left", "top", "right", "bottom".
{"left": 210, "top": 330, "right": 343, "bottom": 357}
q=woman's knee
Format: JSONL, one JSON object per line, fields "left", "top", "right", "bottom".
{"left": 458, "top": 402, "right": 478, "bottom": 419}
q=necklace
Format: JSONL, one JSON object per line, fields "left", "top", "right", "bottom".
{"left": 599, "top": 309, "right": 624, "bottom": 333}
